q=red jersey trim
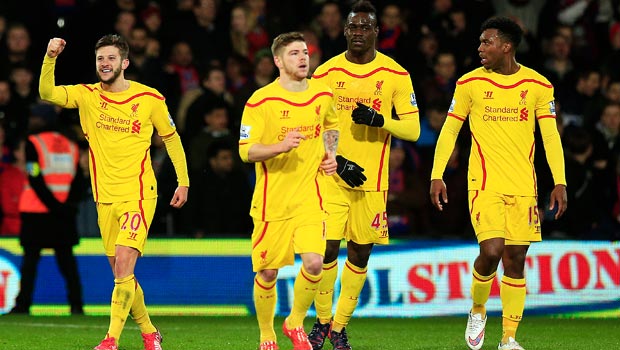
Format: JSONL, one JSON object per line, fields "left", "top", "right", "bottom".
{"left": 312, "top": 66, "right": 409, "bottom": 79}
{"left": 260, "top": 162, "right": 268, "bottom": 221}
{"left": 252, "top": 222, "right": 269, "bottom": 249}
{"left": 471, "top": 133, "right": 487, "bottom": 190}
{"left": 376, "top": 134, "right": 390, "bottom": 191}
{"left": 470, "top": 190, "right": 479, "bottom": 215}
{"left": 245, "top": 91, "right": 332, "bottom": 108}
{"left": 100, "top": 91, "right": 165, "bottom": 104}
{"left": 89, "top": 146, "right": 99, "bottom": 202}
{"left": 314, "top": 176, "right": 324, "bottom": 210}
{"left": 139, "top": 147, "right": 150, "bottom": 200}
{"left": 457, "top": 77, "right": 552, "bottom": 89}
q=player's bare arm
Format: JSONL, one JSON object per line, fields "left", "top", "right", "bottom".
{"left": 46, "top": 38, "right": 66, "bottom": 58}
{"left": 429, "top": 179, "right": 448, "bottom": 211}
{"left": 320, "top": 130, "right": 339, "bottom": 175}
{"left": 549, "top": 184, "right": 567, "bottom": 219}
{"left": 247, "top": 131, "right": 306, "bottom": 162}
{"left": 170, "top": 186, "right": 189, "bottom": 208}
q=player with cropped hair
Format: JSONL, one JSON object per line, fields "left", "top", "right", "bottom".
{"left": 309, "top": 1, "right": 420, "bottom": 349}
{"left": 239, "top": 31, "right": 340, "bottom": 350}
{"left": 39, "top": 34, "right": 189, "bottom": 350}
{"left": 430, "top": 16, "right": 567, "bottom": 350}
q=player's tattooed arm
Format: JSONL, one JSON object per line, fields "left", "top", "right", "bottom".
{"left": 323, "top": 130, "right": 339, "bottom": 155}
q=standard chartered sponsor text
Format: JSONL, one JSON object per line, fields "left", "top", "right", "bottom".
{"left": 97, "top": 113, "right": 131, "bottom": 132}
{"left": 337, "top": 96, "right": 371, "bottom": 111}
{"left": 483, "top": 106, "right": 520, "bottom": 122}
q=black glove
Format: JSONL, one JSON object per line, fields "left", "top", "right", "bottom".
{"left": 352, "top": 102, "right": 384, "bottom": 127}
{"left": 336, "top": 155, "right": 367, "bottom": 188}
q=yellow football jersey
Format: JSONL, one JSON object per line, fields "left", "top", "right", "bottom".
{"left": 312, "top": 52, "right": 419, "bottom": 192}
{"left": 239, "top": 79, "right": 339, "bottom": 221}
{"left": 431, "top": 65, "right": 566, "bottom": 195}
{"left": 40, "top": 57, "right": 181, "bottom": 203}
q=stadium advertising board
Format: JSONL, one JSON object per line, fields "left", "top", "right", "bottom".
{"left": 0, "top": 239, "right": 618, "bottom": 316}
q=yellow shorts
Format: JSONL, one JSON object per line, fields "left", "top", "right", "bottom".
{"left": 323, "top": 178, "right": 389, "bottom": 245}
{"left": 468, "top": 190, "right": 541, "bottom": 244}
{"left": 251, "top": 212, "right": 326, "bottom": 272}
{"left": 97, "top": 199, "right": 157, "bottom": 256}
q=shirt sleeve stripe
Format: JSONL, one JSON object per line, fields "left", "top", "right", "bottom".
{"left": 457, "top": 77, "right": 552, "bottom": 89}
{"left": 448, "top": 113, "right": 466, "bottom": 121}
{"left": 246, "top": 91, "right": 333, "bottom": 108}
{"left": 536, "top": 114, "right": 556, "bottom": 120}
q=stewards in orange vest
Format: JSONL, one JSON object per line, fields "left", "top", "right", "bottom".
{"left": 10, "top": 103, "right": 85, "bottom": 315}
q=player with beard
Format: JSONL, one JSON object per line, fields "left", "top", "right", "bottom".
{"left": 39, "top": 34, "right": 189, "bottom": 350}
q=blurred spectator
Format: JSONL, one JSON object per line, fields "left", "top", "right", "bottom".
{"left": 224, "top": 52, "right": 252, "bottom": 95}
{"left": 418, "top": 52, "right": 457, "bottom": 110}
{"left": 601, "top": 22, "right": 620, "bottom": 83}
{"left": 490, "top": 0, "right": 547, "bottom": 65}
{"left": 231, "top": 48, "right": 275, "bottom": 133}
{"left": 113, "top": 10, "right": 136, "bottom": 39}
{"left": 9, "top": 63, "right": 37, "bottom": 108}
{"left": 315, "top": 1, "right": 347, "bottom": 62}
{"left": 173, "top": 0, "right": 230, "bottom": 69}
{"left": 0, "top": 129, "right": 26, "bottom": 236}
{"left": 378, "top": 3, "right": 406, "bottom": 58}
{"left": 604, "top": 79, "right": 620, "bottom": 104}
{"left": 0, "top": 79, "right": 29, "bottom": 147}
{"left": 75, "top": 140, "right": 98, "bottom": 237}
{"left": 189, "top": 139, "right": 252, "bottom": 237}
{"left": 140, "top": 2, "right": 164, "bottom": 40}
{"left": 557, "top": 68, "right": 603, "bottom": 128}
{"left": 124, "top": 26, "right": 166, "bottom": 92}
{"left": 546, "top": 125, "right": 614, "bottom": 239}
{"left": 165, "top": 41, "right": 201, "bottom": 114}
{"left": 10, "top": 103, "right": 84, "bottom": 315}
{"left": 387, "top": 139, "right": 422, "bottom": 235}
{"left": 229, "top": 2, "right": 269, "bottom": 62}
{"left": 0, "top": 22, "right": 37, "bottom": 78}
{"left": 183, "top": 65, "right": 234, "bottom": 142}
{"left": 188, "top": 98, "right": 237, "bottom": 175}
{"left": 540, "top": 31, "right": 576, "bottom": 97}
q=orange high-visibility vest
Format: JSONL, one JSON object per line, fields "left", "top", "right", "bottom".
{"left": 18, "top": 132, "right": 79, "bottom": 213}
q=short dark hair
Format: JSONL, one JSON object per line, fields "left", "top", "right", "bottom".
{"left": 271, "top": 31, "right": 305, "bottom": 57}
{"left": 206, "top": 139, "right": 234, "bottom": 160}
{"left": 95, "top": 34, "right": 130, "bottom": 60}
{"left": 480, "top": 16, "right": 523, "bottom": 49}
{"left": 351, "top": 0, "right": 376, "bottom": 16}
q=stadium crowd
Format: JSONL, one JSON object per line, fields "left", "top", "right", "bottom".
{"left": 1, "top": 0, "right": 620, "bottom": 240}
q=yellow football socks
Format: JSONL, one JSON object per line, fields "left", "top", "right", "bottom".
{"left": 471, "top": 269, "right": 496, "bottom": 316}
{"left": 254, "top": 274, "right": 277, "bottom": 343}
{"left": 500, "top": 275, "right": 526, "bottom": 343}
{"left": 108, "top": 274, "right": 136, "bottom": 340}
{"left": 314, "top": 260, "right": 338, "bottom": 324}
{"left": 130, "top": 279, "right": 156, "bottom": 334}
{"left": 333, "top": 260, "right": 367, "bottom": 332}
{"left": 287, "top": 266, "right": 323, "bottom": 328}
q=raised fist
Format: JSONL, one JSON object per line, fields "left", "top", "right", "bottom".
{"left": 47, "top": 38, "right": 67, "bottom": 58}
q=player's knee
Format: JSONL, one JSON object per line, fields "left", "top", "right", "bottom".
{"left": 258, "top": 269, "right": 278, "bottom": 282}
{"left": 303, "top": 258, "right": 323, "bottom": 275}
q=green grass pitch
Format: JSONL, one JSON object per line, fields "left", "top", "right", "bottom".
{"left": 0, "top": 315, "right": 618, "bottom": 349}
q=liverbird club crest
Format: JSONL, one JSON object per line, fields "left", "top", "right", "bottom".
{"left": 519, "top": 90, "right": 528, "bottom": 105}
{"left": 374, "top": 80, "right": 384, "bottom": 95}
{"left": 130, "top": 103, "right": 140, "bottom": 117}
